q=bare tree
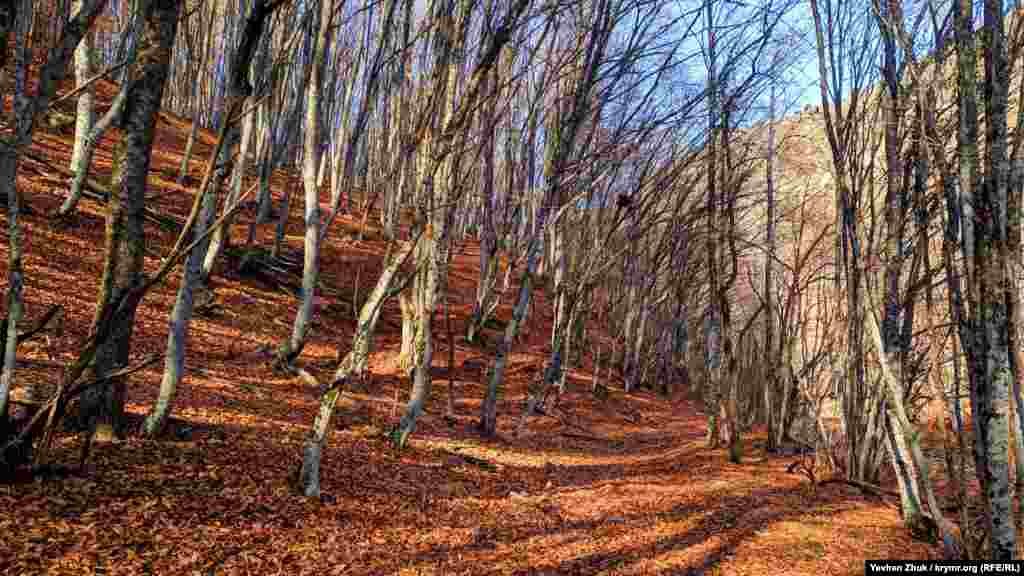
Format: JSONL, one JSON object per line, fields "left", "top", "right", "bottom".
{"left": 80, "top": 0, "right": 183, "bottom": 445}
{"left": 144, "top": 0, "right": 282, "bottom": 436}
{"left": 275, "top": 0, "right": 335, "bottom": 365}
{"left": 0, "top": 0, "right": 107, "bottom": 453}
{"left": 808, "top": 0, "right": 888, "bottom": 483}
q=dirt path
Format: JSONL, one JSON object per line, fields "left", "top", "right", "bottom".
{"left": 1, "top": 383, "right": 939, "bottom": 575}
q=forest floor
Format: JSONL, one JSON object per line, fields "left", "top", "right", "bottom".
{"left": 0, "top": 80, "right": 941, "bottom": 574}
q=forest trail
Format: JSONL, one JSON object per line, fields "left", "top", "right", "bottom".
{"left": 0, "top": 80, "right": 939, "bottom": 574}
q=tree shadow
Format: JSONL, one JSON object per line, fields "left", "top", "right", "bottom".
{"left": 400, "top": 484, "right": 860, "bottom": 575}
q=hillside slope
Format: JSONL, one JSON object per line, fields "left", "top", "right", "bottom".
{"left": 0, "top": 80, "right": 940, "bottom": 574}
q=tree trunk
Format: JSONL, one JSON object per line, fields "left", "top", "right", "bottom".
{"left": 0, "top": 3, "right": 27, "bottom": 420}
{"left": 703, "top": 0, "right": 721, "bottom": 449}
{"left": 878, "top": 7, "right": 919, "bottom": 522}
{"left": 0, "top": 0, "right": 106, "bottom": 423}
{"left": 764, "top": 81, "right": 778, "bottom": 451}
{"left": 298, "top": 238, "right": 415, "bottom": 496}
{"left": 977, "top": 0, "right": 1015, "bottom": 557}
{"left": 0, "top": 151, "right": 24, "bottom": 427}
{"left": 271, "top": 175, "right": 291, "bottom": 259}
{"left": 278, "top": 0, "right": 332, "bottom": 364}
{"left": 480, "top": 233, "right": 541, "bottom": 436}
{"left": 177, "top": 114, "right": 200, "bottom": 184}
{"left": 202, "top": 94, "right": 256, "bottom": 279}
{"left": 393, "top": 226, "right": 438, "bottom": 447}
{"left": 68, "top": 0, "right": 96, "bottom": 202}
{"left": 84, "top": 0, "right": 182, "bottom": 442}
{"left": 144, "top": 156, "right": 216, "bottom": 436}
{"left": 868, "top": 303, "right": 954, "bottom": 551}
{"left": 398, "top": 289, "right": 416, "bottom": 373}
{"left": 59, "top": 88, "right": 130, "bottom": 216}
{"left": 467, "top": 157, "right": 499, "bottom": 343}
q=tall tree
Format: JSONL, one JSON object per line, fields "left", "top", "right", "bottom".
{"left": 144, "top": 0, "right": 281, "bottom": 436}
{"left": 952, "top": 0, "right": 1016, "bottom": 558}
{"left": 0, "top": 0, "right": 107, "bottom": 448}
{"left": 277, "top": 0, "right": 334, "bottom": 364}
{"left": 808, "top": 0, "right": 888, "bottom": 483}
{"left": 81, "top": 0, "right": 182, "bottom": 443}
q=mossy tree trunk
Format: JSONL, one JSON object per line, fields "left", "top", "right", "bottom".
{"left": 967, "top": 0, "right": 1015, "bottom": 558}
{"left": 702, "top": 0, "right": 722, "bottom": 449}
{"left": 393, "top": 225, "right": 438, "bottom": 448}
{"left": 84, "top": 0, "right": 182, "bottom": 442}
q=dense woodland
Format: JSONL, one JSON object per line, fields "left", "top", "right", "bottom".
{"left": 0, "top": 0, "right": 1023, "bottom": 569}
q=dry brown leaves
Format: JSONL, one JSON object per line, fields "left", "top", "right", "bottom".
{"left": 0, "top": 79, "right": 939, "bottom": 575}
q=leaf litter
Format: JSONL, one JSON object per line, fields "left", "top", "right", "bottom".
{"left": 0, "top": 78, "right": 941, "bottom": 575}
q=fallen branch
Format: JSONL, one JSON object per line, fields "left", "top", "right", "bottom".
{"left": 561, "top": 431, "right": 609, "bottom": 442}
{"left": 453, "top": 452, "right": 498, "bottom": 472}
{"left": 20, "top": 150, "right": 182, "bottom": 230}
{"left": 14, "top": 304, "right": 63, "bottom": 346}
{"left": 4, "top": 353, "right": 162, "bottom": 464}
{"left": 818, "top": 477, "right": 899, "bottom": 499}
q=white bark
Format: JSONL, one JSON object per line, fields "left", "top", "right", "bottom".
{"left": 394, "top": 229, "right": 439, "bottom": 446}
{"left": 299, "top": 239, "right": 415, "bottom": 495}
{"left": 59, "top": 88, "right": 130, "bottom": 216}
{"left": 281, "top": 0, "right": 331, "bottom": 361}
{"left": 69, "top": 0, "right": 95, "bottom": 186}
{"left": 144, "top": 165, "right": 216, "bottom": 436}
{"left": 202, "top": 100, "right": 256, "bottom": 278}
